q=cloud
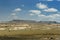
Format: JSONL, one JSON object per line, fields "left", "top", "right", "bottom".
{"left": 39, "top": 0, "right": 53, "bottom": 1}
{"left": 29, "top": 14, "right": 34, "bottom": 16}
{"left": 10, "top": 13, "right": 18, "bottom": 20}
{"left": 50, "top": 14, "right": 60, "bottom": 17}
{"left": 29, "top": 10, "right": 41, "bottom": 15}
{"left": 47, "top": 0, "right": 53, "bottom": 1}
{"left": 38, "top": 14, "right": 60, "bottom": 18}
{"left": 36, "top": 3, "right": 58, "bottom": 12}
{"left": 29, "top": 2, "right": 59, "bottom": 21}
{"left": 13, "top": 8, "right": 22, "bottom": 12}
{"left": 12, "top": 16, "right": 18, "bottom": 20}
{"left": 38, "top": 13, "right": 60, "bottom": 21}
{"left": 44, "top": 8, "right": 58, "bottom": 12}
{"left": 11, "top": 8, "right": 22, "bottom": 20}
{"left": 36, "top": 3, "right": 48, "bottom": 9}
{"left": 11, "top": 13, "right": 16, "bottom": 16}
{"left": 38, "top": 14, "right": 53, "bottom": 19}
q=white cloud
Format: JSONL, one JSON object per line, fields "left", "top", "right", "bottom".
{"left": 29, "top": 2, "right": 60, "bottom": 22}
{"left": 44, "top": 8, "right": 58, "bottom": 12}
{"left": 29, "top": 14, "right": 34, "bottom": 16}
{"left": 38, "top": 13, "right": 60, "bottom": 21}
{"left": 38, "top": 14, "right": 52, "bottom": 19}
{"left": 52, "top": 14, "right": 60, "bottom": 17}
{"left": 29, "top": 10, "right": 41, "bottom": 15}
{"left": 13, "top": 8, "right": 22, "bottom": 12}
{"left": 36, "top": 3, "right": 48, "bottom": 9}
{"left": 11, "top": 13, "right": 18, "bottom": 19}
{"left": 36, "top": 3, "right": 58, "bottom": 12}
{"left": 38, "top": 14, "right": 60, "bottom": 18}
{"left": 10, "top": 8, "right": 22, "bottom": 20}
{"left": 47, "top": 0, "right": 53, "bottom": 1}
{"left": 11, "top": 13, "right": 16, "bottom": 16}
{"left": 39, "top": 0, "right": 53, "bottom": 1}
{"left": 38, "top": 14, "right": 45, "bottom": 17}
{"left": 12, "top": 16, "right": 18, "bottom": 20}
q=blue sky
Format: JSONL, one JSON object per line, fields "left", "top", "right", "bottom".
{"left": 0, "top": 0, "right": 60, "bottom": 22}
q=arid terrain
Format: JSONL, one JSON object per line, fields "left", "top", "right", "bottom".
{"left": 0, "top": 20, "right": 60, "bottom": 40}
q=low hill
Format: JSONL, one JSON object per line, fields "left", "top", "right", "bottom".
{"left": 8, "top": 20, "right": 59, "bottom": 24}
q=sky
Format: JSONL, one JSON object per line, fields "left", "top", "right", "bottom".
{"left": 0, "top": 0, "right": 60, "bottom": 22}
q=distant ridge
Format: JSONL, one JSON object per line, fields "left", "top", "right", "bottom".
{"left": 0, "top": 19, "right": 59, "bottom": 24}
{"left": 39, "top": 21, "right": 58, "bottom": 24}
{"left": 8, "top": 19, "right": 37, "bottom": 23}
{"left": 7, "top": 19, "right": 59, "bottom": 24}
